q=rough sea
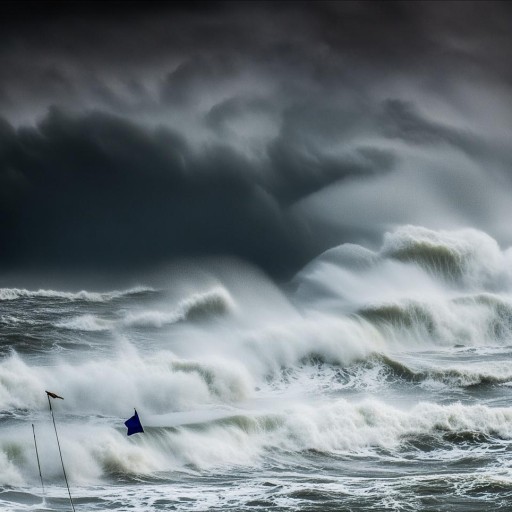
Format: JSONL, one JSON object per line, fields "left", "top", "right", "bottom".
{"left": 2, "top": 225, "right": 512, "bottom": 511}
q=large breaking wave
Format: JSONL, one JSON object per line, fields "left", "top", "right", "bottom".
{"left": 2, "top": 399, "right": 512, "bottom": 486}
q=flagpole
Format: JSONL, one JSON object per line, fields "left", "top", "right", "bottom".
{"left": 31, "top": 424, "right": 45, "bottom": 501}
{"left": 47, "top": 394, "right": 76, "bottom": 512}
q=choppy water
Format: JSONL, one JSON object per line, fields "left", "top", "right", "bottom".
{"left": 2, "top": 225, "right": 512, "bottom": 511}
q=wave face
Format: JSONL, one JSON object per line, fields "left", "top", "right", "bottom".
{"left": 2, "top": 226, "right": 512, "bottom": 510}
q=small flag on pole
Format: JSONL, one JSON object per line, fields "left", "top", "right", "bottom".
{"left": 125, "top": 409, "right": 144, "bottom": 436}
{"left": 46, "top": 390, "right": 64, "bottom": 400}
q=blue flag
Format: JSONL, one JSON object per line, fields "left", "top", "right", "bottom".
{"left": 124, "top": 409, "right": 144, "bottom": 436}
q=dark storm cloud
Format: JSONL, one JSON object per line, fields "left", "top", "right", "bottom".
{"left": 0, "top": 1, "right": 511, "bottom": 278}
{"left": 1, "top": 1, "right": 510, "bottom": 122}
{"left": 0, "top": 108, "right": 312, "bottom": 276}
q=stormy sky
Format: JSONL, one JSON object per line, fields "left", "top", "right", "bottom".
{"left": 1, "top": 1, "right": 512, "bottom": 281}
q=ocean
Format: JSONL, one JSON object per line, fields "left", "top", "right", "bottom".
{"left": 2, "top": 224, "right": 512, "bottom": 511}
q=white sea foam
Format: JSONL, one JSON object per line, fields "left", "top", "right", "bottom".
{"left": 2, "top": 398, "right": 512, "bottom": 485}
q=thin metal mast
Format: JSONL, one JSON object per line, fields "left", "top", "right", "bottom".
{"left": 47, "top": 394, "right": 76, "bottom": 512}
{"left": 31, "top": 423, "right": 45, "bottom": 499}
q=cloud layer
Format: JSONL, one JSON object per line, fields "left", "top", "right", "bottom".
{"left": 1, "top": 1, "right": 512, "bottom": 278}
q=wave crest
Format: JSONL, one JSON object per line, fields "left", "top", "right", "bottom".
{"left": 357, "top": 292, "right": 512, "bottom": 346}
{"left": 381, "top": 226, "right": 507, "bottom": 288}
{"left": 122, "top": 287, "right": 234, "bottom": 328}
{"left": 376, "top": 354, "right": 512, "bottom": 388}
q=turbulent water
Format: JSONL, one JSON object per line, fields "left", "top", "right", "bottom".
{"left": 2, "top": 225, "right": 512, "bottom": 511}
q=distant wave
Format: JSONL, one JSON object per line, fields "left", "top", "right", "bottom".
{"left": 122, "top": 287, "right": 234, "bottom": 328}
{"left": 375, "top": 354, "right": 512, "bottom": 388}
{"left": 0, "top": 285, "right": 154, "bottom": 302}
{"left": 178, "top": 287, "right": 235, "bottom": 319}
{"left": 48, "top": 287, "right": 235, "bottom": 332}
{"left": 0, "top": 315, "right": 39, "bottom": 326}
{"left": 55, "top": 314, "right": 112, "bottom": 332}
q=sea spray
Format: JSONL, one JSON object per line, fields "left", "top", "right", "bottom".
{"left": 0, "top": 349, "right": 254, "bottom": 415}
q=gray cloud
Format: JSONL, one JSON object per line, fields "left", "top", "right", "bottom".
{"left": 380, "top": 99, "right": 484, "bottom": 156}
